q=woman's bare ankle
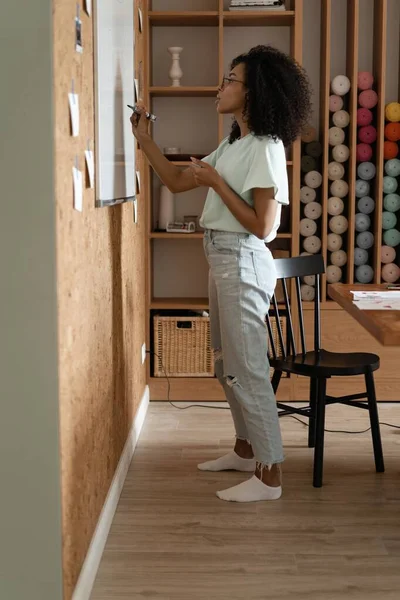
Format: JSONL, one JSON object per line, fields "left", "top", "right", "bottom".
{"left": 234, "top": 438, "right": 254, "bottom": 459}
{"left": 255, "top": 463, "right": 282, "bottom": 487}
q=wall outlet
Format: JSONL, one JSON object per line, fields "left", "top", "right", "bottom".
{"left": 141, "top": 342, "right": 146, "bottom": 365}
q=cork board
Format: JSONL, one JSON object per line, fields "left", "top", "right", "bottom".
{"left": 53, "top": 1, "right": 147, "bottom": 598}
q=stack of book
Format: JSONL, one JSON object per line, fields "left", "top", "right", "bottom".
{"left": 229, "top": 0, "right": 286, "bottom": 10}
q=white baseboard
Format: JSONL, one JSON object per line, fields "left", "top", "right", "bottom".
{"left": 72, "top": 385, "right": 150, "bottom": 600}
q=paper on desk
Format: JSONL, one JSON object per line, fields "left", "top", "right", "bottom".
{"left": 352, "top": 290, "right": 400, "bottom": 298}
{"left": 354, "top": 300, "right": 400, "bottom": 310}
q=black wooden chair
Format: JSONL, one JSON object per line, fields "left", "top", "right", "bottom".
{"left": 268, "top": 254, "right": 384, "bottom": 487}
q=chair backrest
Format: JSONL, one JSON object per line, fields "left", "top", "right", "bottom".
{"left": 267, "top": 254, "right": 325, "bottom": 359}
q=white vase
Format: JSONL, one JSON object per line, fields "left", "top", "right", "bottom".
{"left": 158, "top": 185, "right": 174, "bottom": 230}
{"left": 168, "top": 46, "right": 183, "bottom": 87}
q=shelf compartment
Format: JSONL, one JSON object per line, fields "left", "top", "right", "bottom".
{"left": 151, "top": 297, "right": 209, "bottom": 310}
{"left": 150, "top": 86, "right": 219, "bottom": 97}
{"left": 149, "top": 11, "right": 219, "bottom": 26}
{"left": 222, "top": 10, "right": 295, "bottom": 27}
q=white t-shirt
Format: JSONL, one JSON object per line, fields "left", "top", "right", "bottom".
{"left": 199, "top": 133, "right": 289, "bottom": 243}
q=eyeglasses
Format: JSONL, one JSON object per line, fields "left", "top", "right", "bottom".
{"left": 220, "top": 76, "right": 245, "bottom": 89}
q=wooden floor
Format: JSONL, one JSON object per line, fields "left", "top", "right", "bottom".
{"left": 91, "top": 402, "right": 400, "bottom": 600}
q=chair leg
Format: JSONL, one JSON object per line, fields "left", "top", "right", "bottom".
{"left": 308, "top": 378, "right": 318, "bottom": 448}
{"left": 313, "top": 378, "right": 327, "bottom": 488}
{"left": 271, "top": 369, "right": 282, "bottom": 394}
{"left": 365, "top": 371, "right": 385, "bottom": 473}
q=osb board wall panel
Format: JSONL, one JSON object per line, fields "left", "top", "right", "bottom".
{"left": 53, "top": 1, "right": 147, "bottom": 598}
{"left": 294, "top": 310, "right": 400, "bottom": 401}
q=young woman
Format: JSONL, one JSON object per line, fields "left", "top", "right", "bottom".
{"left": 131, "top": 45, "right": 311, "bottom": 502}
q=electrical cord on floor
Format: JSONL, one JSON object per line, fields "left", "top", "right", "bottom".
{"left": 147, "top": 349, "right": 400, "bottom": 433}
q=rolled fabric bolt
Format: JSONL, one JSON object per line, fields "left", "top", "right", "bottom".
{"left": 303, "top": 235, "right": 322, "bottom": 254}
{"left": 383, "top": 176, "right": 398, "bottom": 194}
{"left": 385, "top": 102, "right": 400, "bottom": 122}
{"left": 300, "top": 218, "right": 317, "bottom": 237}
{"left": 381, "top": 246, "right": 396, "bottom": 263}
{"left": 332, "top": 144, "right": 350, "bottom": 163}
{"left": 357, "top": 231, "right": 374, "bottom": 249}
{"left": 301, "top": 155, "right": 317, "bottom": 173}
{"left": 329, "top": 126, "right": 346, "bottom": 146}
{"left": 383, "top": 229, "right": 400, "bottom": 247}
{"left": 300, "top": 284, "right": 315, "bottom": 302}
{"left": 384, "top": 122, "right": 400, "bottom": 142}
{"left": 385, "top": 158, "right": 400, "bottom": 178}
{"left": 332, "top": 110, "right": 350, "bottom": 128}
{"left": 357, "top": 107, "right": 373, "bottom": 126}
{"left": 304, "top": 170, "right": 322, "bottom": 189}
{"left": 355, "top": 213, "right": 371, "bottom": 232}
{"left": 329, "top": 215, "right": 348, "bottom": 234}
{"left": 330, "top": 249, "right": 347, "bottom": 267}
{"left": 357, "top": 71, "right": 374, "bottom": 90}
{"left": 326, "top": 265, "right": 342, "bottom": 283}
{"left": 327, "top": 233, "right": 343, "bottom": 251}
{"left": 329, "top": 95, "right": 344, "bottom": 112}
{"left": 355, "top": 264, "right": 374, "bottom": 284}
{"left": 331, "top": 75, "right": 350, "bottom": 96}
{"left": 303, "top": 275, "right": 315, "bottom": 286}
{"left": 328, "top": 196, "right": 344, "bottom": 216}
{"left": 301, "top": 124, "right": 317, "bottom": 143}
{"left": 384, "top": 141, "right": 399, "bottom": 160}
{"left": 328, "top": 161, "right": 345, "bottom": 180}
{"left": 382, "top": 211, "right": 397, "bottom": 230}
{"left": 330, "top": 179, "right": 349, "bottom": 198}
{"left": 383, "top": 193, "right": 400, "bottom": 213}
{"left": 355, "top": 179, "right": 370, "bottom": 198}
{"left": 300, "top": 186, "right": 316, "bottom": 203}
{"left": 357, "top": 196, "right": 375, "bottom": 214}
{"left": 304, "top": 201, "right": 322, "bottom": 220}
{"left": 359, "top": 89, "right": 378, "bottom": 109}
{"left": 354, "top": 247, "right": 369, "bottom": 266}
{"left": 381, "top": 263, "right": 400, "bottom": 283}
{"left": 358, "top": 125, "right": 377, "bottom": 144}
{"left": 357, "top": 162, "right": 376, "bottom": 181}
{"left": 305, "top": 141, "right": 322, "bottom": 158}
{"left": 356, "top": 143, "right": 373, "bottom": 162}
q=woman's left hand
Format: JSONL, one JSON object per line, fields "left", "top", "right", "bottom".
{"left": 190, "top": 157, "right": 222, "bottom": 189}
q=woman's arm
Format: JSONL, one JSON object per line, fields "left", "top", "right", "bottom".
{"left": 190, "top": 157, "right": 278, "bottom": 239}
{"left": 215, "top": 179, "right": 278, "bottom": 239}
{"left": 131, "top": 104, "right": 198, "bottom": 193}
{"left": 137, "top": 133, "right": 198, "bottom": 193}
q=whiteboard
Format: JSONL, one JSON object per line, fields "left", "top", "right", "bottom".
{"left": 94, "top": 0, "right": 136, "bottom": 207}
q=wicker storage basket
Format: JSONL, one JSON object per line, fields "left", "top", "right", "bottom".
{"left": 153, "top": 316, "right": 214, "bottom": 377}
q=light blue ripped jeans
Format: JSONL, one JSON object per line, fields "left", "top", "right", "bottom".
{"left": 204, "top": 229, "right": 284, "bottom": 466}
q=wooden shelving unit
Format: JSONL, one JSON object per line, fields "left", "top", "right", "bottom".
{"left": 222, "top": 10, "right": 295, "bottom": 26}
{"left": 149, "top": 11, "right": 219, "bottom": 26}
{"left": 372, "top": 0, "right": 388, "bottom": 284}
{"left": 149, "top": 86, "right": 219, "bottom": 97}
{"left": 141, "top": 0, "right": 400, "bottom": 402}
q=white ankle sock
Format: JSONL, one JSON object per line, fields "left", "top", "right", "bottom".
{"left": 216, "top": 475, "right": 282, "bottom": 502}
{"left": 197, "top": 451, "right": 256, "bottom": 472}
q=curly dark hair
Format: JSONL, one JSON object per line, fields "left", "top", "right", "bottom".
{"left": 229, "top": 45, "right": 312, "bottom": 147}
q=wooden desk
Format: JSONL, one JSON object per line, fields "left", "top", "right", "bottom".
{"left": 328, "top": 283, "right": 400, "bottom": 346}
